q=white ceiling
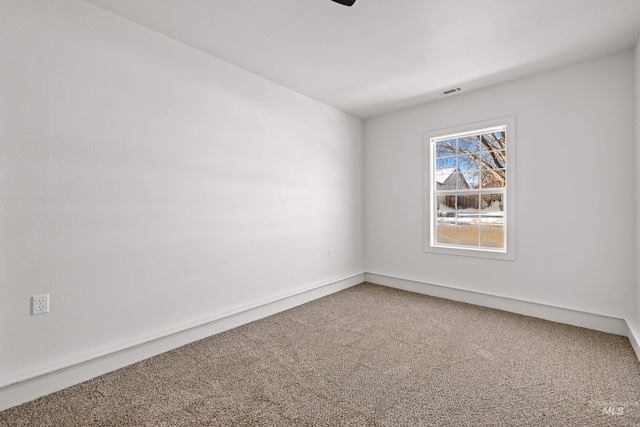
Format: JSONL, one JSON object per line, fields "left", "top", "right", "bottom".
{"left": 84, "top": 0, "right": 640, "bottom": 118}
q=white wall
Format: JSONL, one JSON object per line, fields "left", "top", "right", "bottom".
{"left": 0, "top": 0, "right": 363, "bottom": 390}
{"left": 635, "top": 38, "right": 640, "bottom": 325}
{"left": 365, "top": 51, "right": 636, "bottom": 321}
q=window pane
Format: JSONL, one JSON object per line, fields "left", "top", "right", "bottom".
{"left": 435, "top": 139, "right": 457, "bottom": 158}
{"left": 436, "top": 157, "right": 456, "bottom": 172}
{"left": 436, "top": 196, "right": 456, "bottom": 244}
{"left": 456, "top": 194, "right": 478, "bottom": 212}
{"left": 480, "top": 224, "right": 504, "bottom": 248}
{"left": 436, "top": 218, "right": 456, "bottom": 244}
{"left": 491, "top": 150, "right": 506, "bottom": 167}
{"left": 458, "top": 155, "right": 480, "bottom": 173}
{"left": 435, "top": 170, "right": 458, "bottom": 190}
{"left": 456, "top": 223, "right": 479, "bottom": 246}
{"left": 458, "top": 136, "right": 481, "bottom": 153}
{"left": 480, "top": 169, "right": 506, "bottom": 188}
{"left": 456, "top": 195, "right": 479, "bottom": 246}
{"left": 452, "top": 172, "right": 466, "bottom": 190}
{"left": 461, "top": 171, "right": 479, "bottom": 189}
{"left": 480, "top": 194, "right": 504, "bottom": 248}
{"left": 480, "top": 197, "right": 503, "bottom": 228}
{"left": 480, "top": 132, "right": 505, "bottom": 151}
{"left": 437, "top": 195, "right": 456, "bottom": 212}
{"left": 480, "top": 194, "right": 503, "bottom": 213}
{"left": 480, "top": 149, "right": 506, "bottom": 170}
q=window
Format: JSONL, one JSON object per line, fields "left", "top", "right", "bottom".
{"left": 424, "top": 117, "right": 515, "bottom": 260}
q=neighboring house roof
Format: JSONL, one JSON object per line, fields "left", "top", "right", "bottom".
{"left": 435, "top": 168, "right": 457, "bottom": 184}
{"left": 436, "top": 168, "right": 470, "bottom": 189}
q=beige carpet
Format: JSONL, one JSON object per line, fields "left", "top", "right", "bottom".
{"left": 1, "top": 283, "right": 639, "bottom": 426}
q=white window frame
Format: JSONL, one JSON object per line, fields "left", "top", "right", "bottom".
{"left": 424, "top": 117, "right": 515, "bottom": 261}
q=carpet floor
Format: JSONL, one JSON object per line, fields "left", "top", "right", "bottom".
{"left": 1, "top": 283, "right": 639, "bottom": 426}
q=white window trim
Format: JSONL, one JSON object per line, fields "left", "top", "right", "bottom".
{"left": 423, "top": 116, "right": 516, "bottom": 261}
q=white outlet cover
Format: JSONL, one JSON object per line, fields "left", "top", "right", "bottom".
{"left": 31, "top": 294, "right": 49, "bottom": 315}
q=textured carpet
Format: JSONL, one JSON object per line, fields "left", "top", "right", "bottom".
{"left": 1, "top": 283, "right": 639, "bottom": 426}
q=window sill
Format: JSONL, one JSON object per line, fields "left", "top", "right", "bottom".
{"left": 425, "top": 244, "right": 515, "bottom": 261}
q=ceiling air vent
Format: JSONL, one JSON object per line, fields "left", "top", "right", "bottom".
{"left": 440, "top": 87, "right": 462, "bottom": 96}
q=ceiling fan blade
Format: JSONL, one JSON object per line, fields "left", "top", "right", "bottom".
{"left": 331, "top": 0, "right": 356, "bottom": 6}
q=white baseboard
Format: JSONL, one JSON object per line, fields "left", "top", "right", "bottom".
{"left": 626, "top": 318, "right": 640, "bottom": 360}
{"left": 365, "top": 272, "right": 629, "bottom": 336}
{"left": 0, "top": 273, "right": 365, "bottom": 412}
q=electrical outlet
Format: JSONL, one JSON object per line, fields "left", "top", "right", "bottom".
{"left": 329, "top": 248, "right": 334, "bottom": 257}
{"left": 31, "top": 294, "right": 49, "bottom": 315}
